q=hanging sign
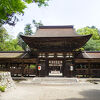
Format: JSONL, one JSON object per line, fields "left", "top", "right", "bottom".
{"left": 38, "top": 66, "right": 41, "bottom": 70}
{"left": 70, "top": 65, "right": 73, "bottom": 71}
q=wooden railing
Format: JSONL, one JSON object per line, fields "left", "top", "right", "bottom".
{"left": 76, "top": 68, "right": 100, "bottom": 77}
{"left": 0, "top": 68, "right": 37, "bottom": 76}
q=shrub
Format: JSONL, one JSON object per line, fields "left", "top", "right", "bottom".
{"left": 0, "top": 86, "right": 6, "bottom": 92}
{"left": 30, "top": 64, "right": 36, "bottom": 69}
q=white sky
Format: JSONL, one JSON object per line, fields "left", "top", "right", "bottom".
{"left": 4, "top": 0, "right": 100, "bottom": 38}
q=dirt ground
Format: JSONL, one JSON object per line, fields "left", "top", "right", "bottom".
{"left": 0, "top": 79, "right": 100, "bottom": 100}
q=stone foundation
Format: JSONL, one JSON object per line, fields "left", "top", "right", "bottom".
{"left": 0, "top": 72, "right": 15, "bottom": 90}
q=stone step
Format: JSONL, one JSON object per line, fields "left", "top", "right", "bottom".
{"left": 32, "top": 77, "right": 78, "bottom": 84}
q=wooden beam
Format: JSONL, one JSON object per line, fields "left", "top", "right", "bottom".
{"left": 0, "top": 58, "right": 37, "bottom": 63}
{"left": 75, "top": 58, "right": 100, "bottom": 63}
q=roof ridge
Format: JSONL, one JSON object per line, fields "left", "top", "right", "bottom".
{"left": 39, "top": 25, "right": 74, "bottom": 29}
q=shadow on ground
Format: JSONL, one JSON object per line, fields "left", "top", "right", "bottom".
{"left": 57, "top": 89, "right": 100, "bottom": 100}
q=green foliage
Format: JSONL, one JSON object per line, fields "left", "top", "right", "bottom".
{"left": 33, "top": 0, "right": 49, "bottom": 6}
{"left": 26, "top": 64, "right": 36, "bottom": 69}
{"left": 24, "top": 0, "right": 49, "bottom": 6}
{"left": 77, "top": 26, "right": 100, "bottom": 40}
{"left": 24, "top": 24, "right": 33, "bottom": 35}
{"left": 0, "top": 85, "right": 6, "bottom": 92}
{"left": 77, "top": 26, "right": 100, "bottom": 51}
{"left": 0, "top": 26, "right": 9, "bottom": 51}
{"left": 0, "top": 0, "right": 49, "bottom": 25}
{"left": 17, "top": 24, "right": 34, "bottom": 51}
{"left": 0, "top": 26, "right": 23, "bottom": 51}
{"left": 30, "top": 64, "right": 36, "bottom": 69}
{"left": 84, "top": 39, "right": 100, "bottom": 51}
{"left": 17, "top": 32, "right": 27, "bottom": 51}
{"left": 0, "top": 26, "right": 8, "bottom": 41}
{"left": 33, "top": 20, "right": 43, "bottom": 28}
{"left": 24, "top": 0, "right": 33, "bottom": 3}
{"left": 4, "top": 39, "right": 23, "bottom": 51}
{"left": 0, "top": 0, "right": 26, "bottom": 25}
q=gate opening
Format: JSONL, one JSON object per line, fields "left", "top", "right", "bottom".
{"left": 48, "top": 60, "right": 63, "bottom": 77}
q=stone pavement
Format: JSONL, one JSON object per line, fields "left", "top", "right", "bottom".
{"left": 1, "top": 79, "right": 100, "bottom": 100}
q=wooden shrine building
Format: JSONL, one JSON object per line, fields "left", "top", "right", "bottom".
{"left": 0, "top": 25, "right": 100, "bottom": 77}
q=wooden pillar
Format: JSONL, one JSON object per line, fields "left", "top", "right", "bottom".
{"left": 62, "top": 53, "right": 64, "bottom": 76}
{"left": 74, "top": 63, "right": 77, "bottom": 77}
{"left": 7, "top": 63, "right": 10, "bottom": 71}
{"left": 21, "top": 61, "right": 25, "bottom": 76}
{"left": 88, "top": 63, "right": 91, "bottom": 77}
{"left": 36, "top": 58, "right": 39, "bottom": 76}
{"left": 10, "top": 63, "right": 14, "bottom": 76}
{"left": 16, "top": 64, "right": 18, "bottom": 76}
{"left": 71, "top": 59, "right": 75, "bottom": 77}
{"left": 17, "top": 63, "right": 19, "bottom": 76}
{"left": 28, "top": 64, "right": 30, "bottom": 76}
{"left": 1, "top": 64, "right": 3, "bottom": 71}
{"left": 0, "top": 64, "right": 1, "bottom": 70}
{"left": 62, "top": 53, "right": 66, "bottom": 77}
{"left": 45, "top": 53, "right": 49, "bottom": 76}
{"left": 7, "top": 62, "right": 11, "bottom": 75}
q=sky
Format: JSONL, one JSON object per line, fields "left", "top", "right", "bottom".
{"left": 4, "top": 0, "right": 100, "bottom": 38}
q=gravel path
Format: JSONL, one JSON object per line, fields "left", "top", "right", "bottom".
{"left": 0, "top": 79, "right": 100, "bottom": 100}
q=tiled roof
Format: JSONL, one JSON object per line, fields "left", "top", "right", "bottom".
{"left": 82, "top": 52, "right": 100, "bottom": 58}
{"left": 34, "top": 25, "right": 77, "bottom": 37}
{"left": 76, "top": 51, "right": 100, "bottom": 59}
{"left": 23, "top": 25, "right": 82, "bottom": 37}
{"left": 0, "top": 52, "right": 29, "bottom": 58}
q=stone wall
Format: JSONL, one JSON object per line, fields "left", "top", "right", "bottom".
{"left": 0, "top": 72, "right": 15, "bottom": 90}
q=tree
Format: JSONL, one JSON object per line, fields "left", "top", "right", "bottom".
{"left": 0, "top": 0, "right": 49, "bottom": 25}
{"left": 33, "top": 20, "right": 43, "bottom": 29}
{"left": 83, "top": 39, "right": 100, "bottom": 51}
{"left": 77, "top": 26, "right": 100, "bottom": 40}
{"left": 17, "top": 32, "right": 27, "bottom": 51}
{"left": 17, "top": 24, "right": 34, "bottom": 51}
{"left": 77, "top": 26, "right": 100, "bottom": 51}
{"left": 4, "top": 39, "right": 23, "bottom": 51}
{"left": 24, "top": 24, "right": 33, "bottom": 35}
{"left": 0, "top": 26, "right": 8, "bottom": 51}
{"left": 0, "top": 26, "right": 22, "bottom": 51}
